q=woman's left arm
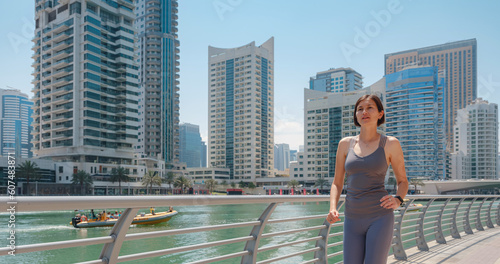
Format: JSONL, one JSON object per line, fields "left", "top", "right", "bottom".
{"left": 389, "top": 137, "right": 409, "bottom": 200}
{"left": 380, "top": 137, "right": 409, "bottom": 210}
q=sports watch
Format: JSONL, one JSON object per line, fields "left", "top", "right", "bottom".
{"left": 394, "top": 195, "right": 404, "bottom": 206}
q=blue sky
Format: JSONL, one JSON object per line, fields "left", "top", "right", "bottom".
{"left": 1, "top": 1, "right": 499, "bottom": 151}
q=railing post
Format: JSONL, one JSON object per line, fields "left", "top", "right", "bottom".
{"left": 475, "top": 197, "right": 487, "bottom": 231}
{"left": 435, "top": 198, "right": 451, "bottom": 244}
{"left": 416, "top": 198, "right": 434, "bottom": 251}
{"left": 497, "top": 199, "right": 500, "bottom": 226}
{"left": 450, "top": 198, "right": 465, "bottom": 239}
{"left": 463, "top": 197, "right": 477, "bottom": 235}
{"left": 99, "top": 208, "right": 140, "bottom": 264}
{"left": 241, "top": 203, "right": 278, "bottom": 264}
{"left": 486, "top": 197, "right": 497, "bottom": 229}
{"left": 391, "top": 199, "right": 411, "bottom": 260}
{"left": 314, "top": 200, "right": 344, "bottom": 264}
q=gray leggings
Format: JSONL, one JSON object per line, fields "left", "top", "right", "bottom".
{"left": 343, "top": 213, "right": 394, "bottom": 264}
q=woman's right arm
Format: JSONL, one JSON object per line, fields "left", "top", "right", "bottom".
{"left": 327, "top": 137, "right": 349, "bottom": 223}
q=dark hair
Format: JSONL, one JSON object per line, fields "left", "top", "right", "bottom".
{"left": 353, "top": 94, "right": 385, "bottom": 127}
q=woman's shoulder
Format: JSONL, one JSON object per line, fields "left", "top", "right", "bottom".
{"left": 340, "top": 136, "right": 356, "bottom": 144}
{"left": 384, "top": 135, "right": 402, "bottom": 149}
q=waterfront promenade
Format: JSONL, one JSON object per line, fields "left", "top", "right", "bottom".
{"left": 388, "top": 226, "right": 500, "bottom": 264}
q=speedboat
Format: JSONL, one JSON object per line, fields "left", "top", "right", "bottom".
{"left": 71, "top": 210, "right": 177, "bottom": 228}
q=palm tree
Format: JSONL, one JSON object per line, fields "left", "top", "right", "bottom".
{"left": 165, "top": 172, "right": 175, "bottom": 194}
{"left": 288, "top": 179, "right": 300, "bottom": 194}
{"left": 111, "top": 167, "right": 130, "bottom": 195}
{"left": 409, "top": 178, "right": 425, "bottom": 194}
{"left": 174, "top": 175, "right": 192, "bottom": 194}
{"left": 314, "top": 177, "right": 329, "bottom": 194}
{"left": 142, "top": 171, "right": 161, "bottom": 195}
{"left": 71, "top": 170, "right": 93, "bottom": 195}
{"left": 205, "top": 179, "right": 217, "bottom": 194}
{"left": 18, "top": 160, "right": 40, "bottom": 195}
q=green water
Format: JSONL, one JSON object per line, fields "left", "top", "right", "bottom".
{"left": 0, "top": 202, "right": 342, "bottom": 264}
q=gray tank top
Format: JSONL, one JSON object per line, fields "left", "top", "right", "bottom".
{"left": 344, "top": 134, "right": 393, "bottom": 218}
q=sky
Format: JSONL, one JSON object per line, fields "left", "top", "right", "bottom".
{"left": 1, "top": 0, "right": 499, "bottom": 151}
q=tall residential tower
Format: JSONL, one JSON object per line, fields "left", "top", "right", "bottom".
{"left": 385, "top": 39, "right": 477, "bottom": 152}
{"left": 208, "top": 38, "right": 274, "bottom": 180}
{"left": 135, "top": 0, "right": 180, "bottom": 163}
{"left": 32, "top": 0, "right": 139, "bottom": 168}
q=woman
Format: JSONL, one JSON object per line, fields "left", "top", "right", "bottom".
{"left": 327, "top": 94, "right": 409, "bottom": 264}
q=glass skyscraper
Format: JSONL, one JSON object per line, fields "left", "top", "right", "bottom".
{"left": 385, "top": 39, "right": 477, "bottom": 153}
{"left": 385, "top": 66, "right": 446, "bottom": 179}
{"left": 0, "top": 88, "right": 33, "bottom": 158}
{"left": 208, "top": 38, "right": 274, "bottom": 180}
{"left": 179, "top": 123, "right": 202, "bottom": 168}
{"left": 135, "top": 0, "right": 179, "bottom": 163}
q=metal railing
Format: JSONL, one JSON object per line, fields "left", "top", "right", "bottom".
{"left": 0, "top": 195, "right": 499, "bottom": 263}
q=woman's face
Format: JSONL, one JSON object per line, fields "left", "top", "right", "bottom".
{"left": 356, "top": 99, "right": 383, "bottom": 126}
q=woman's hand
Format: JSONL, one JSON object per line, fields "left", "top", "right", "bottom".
{"left": 380, "top": 195, "right": 401, "bottom": 210}
{"left": 326, "top": 209, "right": 341, "bottom": 224}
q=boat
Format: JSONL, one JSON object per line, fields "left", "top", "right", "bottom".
{"left": 71, "top": 210, "right": 178, "bottom": 228}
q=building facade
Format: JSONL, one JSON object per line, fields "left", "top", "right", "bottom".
{"left": 179, "top": 123, "right": 202, "bottom": 168}
{"left": 385, "top": 66, "right": 446, "bottom": 179}
{"left": 384, "top": 39, "right": 477, "bottom": 152}
{"left": 32, "top": 0, "right": 140, "bottom": 173}
{"left": 452, "top": 98, "right": 498, "bottom": 179}
{"left": 302, "top": 78, "right": 386, "bottom": 184}
{"left": 135, "top": 0, "right": 180, "bottom": 163}
{"left": 274, "top": 143, "right": 290, "bottom": 171}
{"left": 309, "top": 67, "right": 363, "bottom": 93}
{"left": 200, "top": 141, "right": 207, "bottom": 167}
{"left": 0, "top": 88, "right": 33, "bottom": 158}
{"left": 208, "top": 38, "right": 274, "bottom": 180}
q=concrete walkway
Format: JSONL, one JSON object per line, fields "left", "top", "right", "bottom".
{"left": 387, "top": 227, "right": 500, "bottom": 264}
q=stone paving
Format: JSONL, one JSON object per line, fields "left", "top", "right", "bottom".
{"left": 387, "top": 227, "right": 500, "bottom": 264}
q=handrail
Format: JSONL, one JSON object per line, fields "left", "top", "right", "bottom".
{"left": 0, "top": 195, "right": 499, "bottom": 264}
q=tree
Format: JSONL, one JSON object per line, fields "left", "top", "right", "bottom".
{"left": 174, "top": 175, "right": 192, "bottom": 194}
{"left": 409, "top": 178, "right": 425, "bottom": 194}
{"left": 221, "top": 180, "right": 228, "bottom": 186}
{"left": 165, "top": 172, "right": 175, "bottom": 194}
{"left": 205, "top": 179, "right": 217, "bottom": 194}
{"left": 288, "top": 179, "right": 300, "bottom": 194}
{"left": 238, "top": 180, "right": 246, "bottom": 188}
{"left": 18, "top": 160, "right": 40, "bottom": 195}
{"left": 71, "top": 170, "right": 93, "bottom": 195}
{"left": 387, "top": 177, "right": 397, "bottom": 194}
{"left": 248, "top": 182, "right": 256, "bottom": 189}
{"left": 314, "top": 177, "right": 329, "bottom": 194}
{"left": 142, "top": 171, "right": 161, "bottom": 195}
{"left": 110, "top": 166, "right": 130, "bottom": 195}
{"left": 230, "top": 182, "right": 236, "bottom": 188}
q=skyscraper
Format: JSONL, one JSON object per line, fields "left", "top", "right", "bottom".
{"left": 384, "top": 39, "right": 477, "bottom": 152}
{"left": 385, "top": 66, "right": 446, "bottom": 179}
{"left": 274, "top": 143, "right": 290, "bottom": 171}
{"left": 200, "top": 141, "right": 207, "bottom": 168}
{"left": 32, "top": 0, "right": 139, "bottom": 167}
{"left": 179, "top": 123, "right": 202, "bottom": 168}
{"left": 452, "top": 98, "right": 498, "bottom": 179}
{"left": 309, "top": 67, "right": 363, "bottom": 93}
{"left": 208, "top": 37, "right": 274, "bottom": 180}
{"left": 0, "top": 88, "right": 33, "bottom": 158}
{"left": 135, "top": 0, "right": 180, "bottom": 163}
